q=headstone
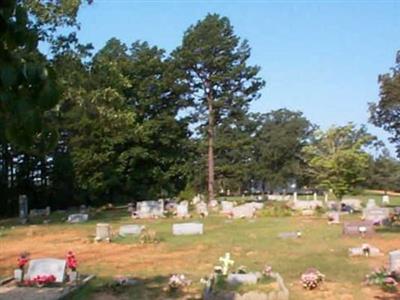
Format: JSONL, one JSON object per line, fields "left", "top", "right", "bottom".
{"left": 247, "top": 202, "right": 264, "bottom": 210}
{"left": 327, "top": 211, "right": 340, "bottom": 224}
{"left": 196, "top": 201, "right": 208, "bottom": 217}
{"left": 67, "top": 213, "right": 88, "bottom": 223}
{"left": 363, "top": 207, "right": 390, "bottom": 225}
{"left": 221, "top": 201, "right": 234, "bottom": 214}
{"left": 348, "top": 244, "right": 381, "bottom": 257}
{"left": 208, "top": 200, "right": 219, "bottom": 211}
{"left": 343, "top": 221, "right": 375, "bottom": 237}
{"left": 96, "top": 223, "right": 112, "bottom": 241}
{"left": 341, "top": 199, "right": 362, "bottom": 211}
{"left": 366, "top": 199, "right": 377, "bottom": 209}
{"left": 313, "top": 192, "right": 317, "bottom": 201}
{"left": 26, "top": 258, "right": 66, "bottom": 283}
{"left": 382, "top": 195, "right": 390, "bottom": 205}
{"left": 324, "top": 192, "right": 328, "bottom": 203}
{"left": 226, "top": 273, "right": 260, "bottom": 285}
{"left": 135, "top": 200, "right": 164, "bottom": 218}
{"left": 231, "top": 204, "right": 255, "bottom": 219}
{"left": 293, "top": 192, "right": 298, "bottom": 202}
{"left": 389, "top": 250, "right": 400, "bottom": 272}
{"left": 19, "top": 195, "right": 28, "bottom": 223}
{"left": 119, "top": 225, "right": 144, "bottom": 236}
{"left": 30, "top": 207, "right": 50, "bottom": 217}
{"left": 176, "top": 201, "right": 189, "bottom": 218}
{"left": 172, "top": 223, "right": 203, "bottom": 235}
{"left": 278, "top": 232, "right": 301, "bottom": 239}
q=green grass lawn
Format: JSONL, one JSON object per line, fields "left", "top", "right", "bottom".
{"left": 1, "top": 192, "right": 399, "bottom": 299}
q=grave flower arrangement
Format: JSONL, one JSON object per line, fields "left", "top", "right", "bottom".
{"left": 365, "top": 267, "right": 399, "bottom": 293}
{"left": 26, "top": 274, "right": 56, "bottom": 288}
{"left": 168, "top": 274, "right": 192, "bottom": 291}
{"left": 17, "top": 252, "right": 29, "bottom": 270}
{"left": 66, "top": 251, "right": 78, "bottom": 271}
{"left": 301, "top": 268, "right": 325, "bottom": 290}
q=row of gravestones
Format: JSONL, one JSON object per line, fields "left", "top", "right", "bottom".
{"left": 95, "top": 222, "right": 204, "bottom": 241}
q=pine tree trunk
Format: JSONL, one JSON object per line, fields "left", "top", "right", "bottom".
{"left": 207, "top": 90, "right": 215, "bottom": 202}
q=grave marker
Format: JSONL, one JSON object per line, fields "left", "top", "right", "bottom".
{"left": 26, "top": 258, "right": 66, "bottom": 283}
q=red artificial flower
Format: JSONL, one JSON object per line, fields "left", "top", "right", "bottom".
{"left": 17, "top": 257, "right": 29, "bottom": 269}
{"left": 66, "top": 251, "right": 78, "bottom": 270}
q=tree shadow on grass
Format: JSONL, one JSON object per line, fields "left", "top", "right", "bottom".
{"left": 70, "top": 275, "right": 199, "bottom": 300}
{"left": 376, "top": 226, "right": 400, "bottom": 234}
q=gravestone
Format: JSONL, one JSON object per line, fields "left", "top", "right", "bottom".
{"left": 119, "top": 225, "right": 144, "bottom": 236}
{"left": 341, "top": 199, "right": 362, "bottom": 211}
{"left": 221, "top": 201, "right": 234, "bottom": 214}
{"left": 26, "top": 258, "right": 66, "bottom": 283}
{"left": 348, "top": 244, "right": 381, "bottom": 257}
{"left": 247, "top": 202, "right": 264, "bottom": 210}
{"left": 176, "top": 201, "right": 189, "bottom": 218}
{"left": 363, "top": 207, "right": 390, "bottom": 224}
{"left": 135, "top": 200, "right": 164, "bottom": 218}
{"left": 30, "top": 207, "right": 50, "bottom": 217}
{"left": 172, "top": 223, "right": 203, "bottom": 235}
{"left": 96, "top": 223, "right": 112, "bottom": 241}
{"left": 231, "top": 204, "right": 255, "bottom": 219}
{"left": 366, "top": 199, "right": 377, "bottom": 209}
{"left": 67, "top": 213, "right": 88, "bottom": 223}
{"left": 196, "top": 201, "right": 208, "bottom": 217}
{"left": 226, "top": 272, "right": 260, "bottom": 285}
{"left": 382, "top": 195, "right": 390, "bottom": 205}
{"left": 327, "top": 211, "right": 340, "bottom": 224}
{"left": 343, "top": 221, "right": 375, "bottom": 237}
{"left": 208, "top": 200, "right": 219, "bottom": 211}
{"left": 278, "top": 232, "right": 301, "bottom": 239}
{"left": 19, "top": 195, "right": 28, "bottom": 224}
{"left": 389, "top": 250, "right": 400, "bottom": 272}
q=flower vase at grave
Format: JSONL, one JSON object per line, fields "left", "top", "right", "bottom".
{"left": 14, "top": 269, "right": 23, "bottom": 282}
{"left": 68, "top": 270, "right": 78, "bottom": 283}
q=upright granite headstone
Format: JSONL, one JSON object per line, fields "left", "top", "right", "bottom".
{"left": 176, "top": 201, "right": 189, "bottom": 218}
{"left": 135, "top": 200, "right": 164, "bottom": 218}
{"left": 172, "top": 223, "right": 203, "bottom": 235}
{"left": 389, "top": 250, "right": 400, "bottom": 272}
{"left": 343, "top": 221, "right": 375, "bottom": 237}
{"left": 196, "top": 201, "right": 208, "bottom": 217}
{"left": 382, "top": 195, "right": 390, "bottom": 205}
{"left": 67, "top": 213, "right": 88, "bottom": 223}
{"left": 26, "top": 258, "right": 66, "bottom": 283}
{"left": 231, "top": 204, "right": 255, "bottom": 219}
{"left": 19, "top": 195, "right": 28, "bottom": 223}
{"left": 363, "top": 207, "right": 390, "bottom": 224}
{"left": 96, "top": 223, "right": 112, "bottom": 241}
{"left": 221, "top": 201, "right": 234, "bottom": 214}
{"left": 366, "top": 199, "right": 377, "bottom": 209}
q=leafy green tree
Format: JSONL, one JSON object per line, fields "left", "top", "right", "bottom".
{"left": 370, "top": 51, "right": 400, "bottom": 158}
{"left": 253, "top": 109, "right": 314, "bottom": 192}
{"left": 173, "top": 14, "right": 265, "bottom": 201}
{"left": 304, "top": 124, "right": 376, "bottom": 199}
{"left": 365, "top": 149, "right": 400, "bottom": 192}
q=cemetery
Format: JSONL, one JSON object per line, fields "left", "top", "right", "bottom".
{"left": 2, "top": 1, "right": 400, "bottom": 300}
{"left": 2, "top": 193, "right": 400, "bottom": 299}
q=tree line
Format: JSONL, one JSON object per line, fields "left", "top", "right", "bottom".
{"left": 1, "top": 1, "right": 400, "bottom": 216}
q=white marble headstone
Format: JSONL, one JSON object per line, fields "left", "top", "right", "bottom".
{"left": 389, "top": 250, "right": 400, "bottom": 272}
{"left": 172, "top": 223, "right": 203, "bottom": 235}
{"left": 382, "top": 195, "right": 390, "bottom": 205}
{"left": 366, "top": 199, "right": 377, "bottom": 209}
{"left": 176, "top": 201, "right": 189, "bottom": 218}
{"left": 119, "top": 224, "right": 144, "bottom": 236}
{"left": 96, "top": 223, "right": 112, "bottom": 240}
{"left": 26, "top": 258, "right": 66, "bottom": 283}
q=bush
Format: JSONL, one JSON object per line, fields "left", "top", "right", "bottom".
{"left": 259, "top": 203, "right": 292, "bottom": 217}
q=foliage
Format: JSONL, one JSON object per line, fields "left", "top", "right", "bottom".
{"left": 173, "top": 13, "right": 265, "bottom": 200}
{"left": 365, "top": 149, "right": 400, "bottom": 192}
{"left": 252, "top": 109, "right": 314, "bottom": 191}
{"left": 370, "top": 51, "right": 400, "bottom": 158}
{"left": 365, "top": 267, "right": 398, "bottom": 293}
{"left": 304, "top": 124, "right": 376, "bottom": 199}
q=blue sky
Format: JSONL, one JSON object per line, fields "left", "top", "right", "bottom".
{"left": 74, "top": 0, "right": 400, "bottom": 155}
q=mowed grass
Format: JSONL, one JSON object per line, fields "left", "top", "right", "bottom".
{"left": 1, "top": 202, "right": 399, "bottom": 299}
